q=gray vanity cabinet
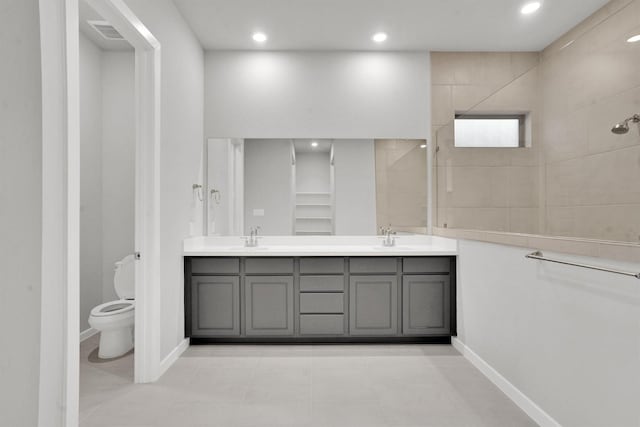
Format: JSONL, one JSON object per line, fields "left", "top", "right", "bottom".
{"left": 349, "top": 276, "right": 398, "bottom": 335}
{"left": 402, "top": 275, "right": 450, "bottom": 335}
{"left": 191, "top": 276, "right": 240, "bottom": 336}
{"left": 185, "top": 255, "right": 455, "bottom": 341}
{"left": 244, "top": 276, "right": 294, "bottom": 336}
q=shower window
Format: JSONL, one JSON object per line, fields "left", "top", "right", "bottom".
{"left": 454, "top": 114, "right": 526, "bottom": 148}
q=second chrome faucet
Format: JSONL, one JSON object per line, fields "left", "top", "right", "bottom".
{"left": 243, "top": 226, "right": 262, "bottom": 247}
{"left": 379, "top": 226, "right": 397, "bottom": 247}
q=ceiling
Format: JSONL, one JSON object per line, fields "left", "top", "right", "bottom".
{"left": 172, "top": 0, "right": 611, "bottom": 52}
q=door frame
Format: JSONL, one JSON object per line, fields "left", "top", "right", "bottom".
{"left": 39, "top": 0, "right": 161, "bottom": 425}
{"left": 86, "top": 0, "right": 162, "bottom": 385}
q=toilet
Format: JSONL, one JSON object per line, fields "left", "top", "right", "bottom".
{"left": 88, "top": 254, "right": 135, "bottom": 359}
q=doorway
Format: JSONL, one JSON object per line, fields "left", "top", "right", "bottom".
{"left": 83, "top": 0, "right": 162, "bottom": 384}
{"left": 78, "top": 0, "right": 136, "bottom": 387}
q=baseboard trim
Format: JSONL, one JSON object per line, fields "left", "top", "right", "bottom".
{"left": 452, "top": 338, "right": 561, "bottom": 427}
{"left": 190, "top": 336, "right": 451, "bottom": 344}
{"left": 158, "top": 338, "right": 190, "bottom": 379}
{"left": 79, "top": 328, "right": 98, "bottom": 342}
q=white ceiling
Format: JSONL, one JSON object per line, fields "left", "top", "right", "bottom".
{"left": 173, "top": 0, "right": 610, "bottom": 52}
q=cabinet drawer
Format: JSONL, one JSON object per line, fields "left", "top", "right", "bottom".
{"left": 299, "top": 314, "right": 345, "bottom": 335}
{"left": 245, "top": 258, "right": 293, "bottom": 274}
{"left": 350, "top": 257, "right": 398, "bottom": 274}
{"left": 299, "top": 275, "right": 345, "bottom": 292}
{"left": 403, "top": 257, "right": 451, "bottom": 274}
{"left": 300, "top": 257, "right": 345, "bottom": 274}
{"left": 300, "top": 293, "right": 344, "bottom": 313}
{"left": 191, "top": 258, "right": 240, "bottom": 274}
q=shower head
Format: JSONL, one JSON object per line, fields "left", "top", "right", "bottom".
{"left": 611, "top": 114, "right": 640, "bottom": 135}
{"left": 612, "top": 122, "right": 630, "bottom": 134}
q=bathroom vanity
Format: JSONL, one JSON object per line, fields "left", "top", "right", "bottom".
{"left": 183, "top": 236, "right": 457, "bottom": 343}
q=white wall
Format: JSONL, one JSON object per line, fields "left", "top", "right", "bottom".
{"left": 204, "top": 51, "right": 431, "bottom": 139}
{"left": 457, "top": 239, "right": 640, "bottom": 426}
{"left": 0, "top": 0, "right": 42, "bottom": 425}
{"left": 125, "top": 0, "right": 204, "bottom": 359}
{"left": 101, "top": 50, "right": 135, "bottom": 302}
{"left": 79, "top": 32, "right": 104, "bottom": 332}
{"left": 295, "top": 152, "right": 330, "bottom": 193}
{"left": 334, "top": 140, "right": 377, "bottom": 235}
{"left": 244, "top": 139, "right": 293, "bottom": 234}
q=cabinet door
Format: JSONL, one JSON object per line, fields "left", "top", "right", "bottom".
{"left": 349, "top": 276, "right": 398, "bottom": 335}
{"left": 245, "top": 276, "right": 294, "bottom": 336}
{"left": 191, "top": 276, "right": 240, "bottom": 336}
{"left": 402, "top": 275, "right": 450, "bottom": 335}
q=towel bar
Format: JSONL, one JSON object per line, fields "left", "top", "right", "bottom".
{"left": 525, "top": 251, "right": 640, "bottom": 280}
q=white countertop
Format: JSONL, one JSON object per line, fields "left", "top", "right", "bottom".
{"left": 183, "top": 235, "right": 458, "bottom": 257}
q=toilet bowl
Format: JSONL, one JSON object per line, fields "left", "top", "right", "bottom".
{"left": 88, "top": 254, "right": 135, "bottom": 359}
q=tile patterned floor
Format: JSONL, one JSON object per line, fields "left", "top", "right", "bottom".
{"left": 80, "top": 337, "right": 538, "bottom": 427}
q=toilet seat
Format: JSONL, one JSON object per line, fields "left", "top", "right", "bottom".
{"left": 90, "top": 300, "right": 135, "bottom": 317}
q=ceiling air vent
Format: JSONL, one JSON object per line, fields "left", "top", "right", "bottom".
{"left": 88, "top": 20, "right": 124, "bottom": 41}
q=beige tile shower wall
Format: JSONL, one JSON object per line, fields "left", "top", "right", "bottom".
{"left": 541, "top": 0, "right": 640, "bottom": 243}
{"left": 431, "top": 52, "right": 542, "bottom": 234}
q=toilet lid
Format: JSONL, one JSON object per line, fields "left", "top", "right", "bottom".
{"left": 114, "top": 254, "right": 135, "bottom": 299}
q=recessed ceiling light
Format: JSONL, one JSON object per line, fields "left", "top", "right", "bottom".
{"left": 372, "top": 32, "right": 388, "bottom": 43}
{"left": 252, "top": 32, "right": 267, "bottom": 43}
{"left": 311, "top": 141, "right": 318, "bottom": 147}
{"left": 520, "top": 1, "right": 541, "bottom": 15}
{"left": 420, "top": 144, "right": 427, "bottom": 148}
{"left": 627, "top": 34, "right": 640, "bottom": 43}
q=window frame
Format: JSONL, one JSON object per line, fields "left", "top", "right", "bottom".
{"left": 454, "top": 113, "right": 527, "bottom": 148}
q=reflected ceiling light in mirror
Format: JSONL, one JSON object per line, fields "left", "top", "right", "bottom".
{"left": 627, "top": 34, "right": 640, "bottom": 43}
{"left": 311, "top": 141, "right": 318, "bottom": 148}
{"left": 372, "top": 32, "right": 387, "bottom": 43}
{"left": 420, "top": 144, "right": 427, "bottom": 148}
{"left": 252, "top": 32, "right": 267, "bottom": 43}
{"left": 520, "top": 1, "right": 541, "bottom": 15}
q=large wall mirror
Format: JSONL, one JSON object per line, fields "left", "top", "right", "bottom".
{"left": 204, "top": 138, "right": 427, "bottom": 236}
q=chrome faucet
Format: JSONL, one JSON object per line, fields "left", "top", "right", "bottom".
{"left": 379, "top": 226, "right": 397, "bottom": 247}
{"left": 242, "top": 226, "right": 262, "bottom": 247}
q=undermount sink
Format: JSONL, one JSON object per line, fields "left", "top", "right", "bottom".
{"left": 211, "top": 246, "right": 270, "bottom": 251}
{"left": 371, "top": 246, "right": 414, "bottom": 250}
{"left": 231, "top": 246, "right": 269, "bottom": 251}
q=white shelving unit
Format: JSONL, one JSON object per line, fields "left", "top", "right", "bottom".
{"left": 295, "top": 192, "right": 333, "bottom": 235}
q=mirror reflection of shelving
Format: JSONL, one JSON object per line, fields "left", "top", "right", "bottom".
{"left": 295, "top": 192, "right": 332, "bottom": 235}
{"left": 293, "top": 140, "right": 335, "bottom": 235}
